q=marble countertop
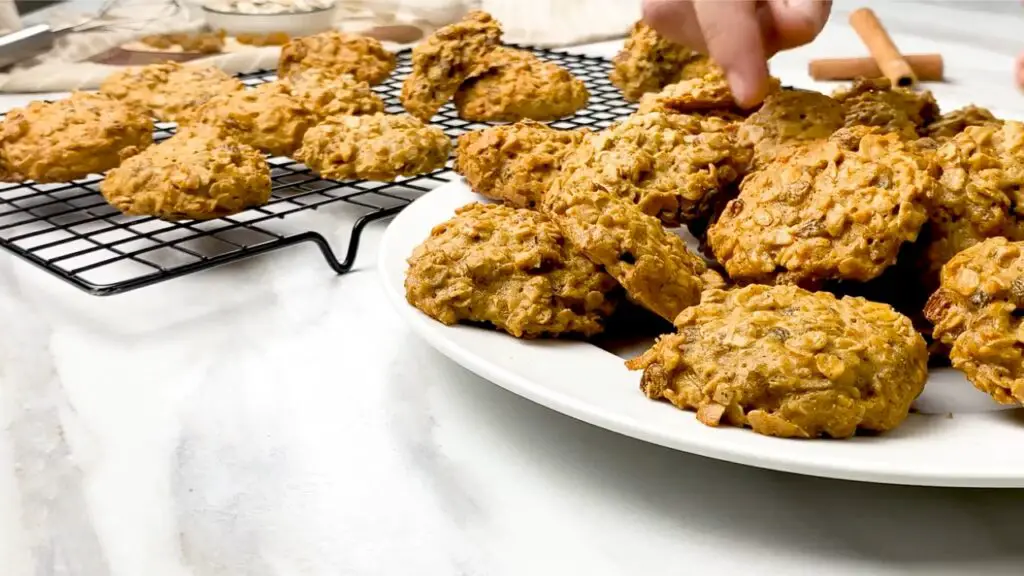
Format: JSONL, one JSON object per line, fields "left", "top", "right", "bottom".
{"left": 3, "top": 2, "right": 1024, "bottom": 575}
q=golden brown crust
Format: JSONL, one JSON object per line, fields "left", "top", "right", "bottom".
{"left": 924, "top": 237, "right": 1024, "bottom": 404}
{"left": 560, "top": 111, "right": 749, "bottom": 227}
{"left": 400, "top": 10, "right": 503, "bottom": 121}
{"left": 278, "top": 68, "right": 386, "bottom": 121}
{"left": 294, "top": 113, "right": 451, "bottom": 181}
{"left": 405, "top": 202, "right": 619, "bottom": 338}
{"left": 916, "top": 122, "right": 1024, "bottom": 292}
{"left": 543, "top": 135, "right": 725, "bottom": 323}
{"left": 141, "top": 30, "right": 226, "bottom": 53}
{"left": 609, "top": 21, "right": 709, "bottom": 102}
{"left": 0, "top": 91, "right": 153, "bottom": 183}
{"left": 737, "top": 88, "right": 845, "bottom": 167}
{"left": 833, "top": 78, "right": 940, "bottom": 139}
{"left": 99, "top": 62, "right": 244, "bottom": 122}
{"left": 277, "top": 31, "right": 395, "bottom": 85}
{"left": 453, "top": 121, "right": 587, "bottom": 209}
{"left": 627, "top": 285, "right": 928, "bottom": 438}
{"left": 829, "top": 121, "right": 1022, "bottom": 351}
{"left": 101, "top": 129, "right": 271, "bottom": 220}
{"left": 708, "top": 127, "right": 936, "bottom": 286}
{"left": 638, "top": 67, "right": 780, "bottom": 114}
{"left": 453, "top": 48, "right": 589, "bottom": 122}
{"left": 925, "top": 105, "right": 1003, "bottom": 142}
{"left": 181, "top": 83, "right": 313, "bottom": 157}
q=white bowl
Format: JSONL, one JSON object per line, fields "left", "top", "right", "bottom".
{"left": 202, "top": 4, "right": 338, "bottom": 37}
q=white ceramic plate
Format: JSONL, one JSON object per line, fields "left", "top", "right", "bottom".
{"left": 380, "top": 181, "right": 1024, "bottom": 488}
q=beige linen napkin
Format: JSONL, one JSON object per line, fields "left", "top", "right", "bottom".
{"left": 0, "top": 0, "right": 636, "bottom": 93}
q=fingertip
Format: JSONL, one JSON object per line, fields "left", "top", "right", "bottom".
{"left": 727, "top": 65, "right": 771, "bottom": 109}
{"left": 692, "top": 1, "right": 769, "bottom": 108}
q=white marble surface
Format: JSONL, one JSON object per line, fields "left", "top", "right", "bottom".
{"left": 3, "top": 2, "right": 1024, "bottom": 575}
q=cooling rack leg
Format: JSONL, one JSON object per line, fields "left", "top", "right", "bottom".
{"left": 337, "top": 206, "right": 406, "bottom": 272}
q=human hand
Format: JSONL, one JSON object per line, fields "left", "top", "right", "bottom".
{"left": 1019, "top": 1, "right": 1024, "bottom": 90}
{"left": 642, "top": 0, "right": 832, "bottom": 107}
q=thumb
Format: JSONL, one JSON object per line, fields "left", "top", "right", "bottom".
{"left": 763, "top": 0, "right": 832, "bottom": 54}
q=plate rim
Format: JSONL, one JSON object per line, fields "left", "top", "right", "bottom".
{"left": 379, "top": 182, "right": 1024, "bottom": 489}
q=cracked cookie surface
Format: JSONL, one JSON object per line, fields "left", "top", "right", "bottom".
{"left": 566, "top": 111, "right": 749, "bottom": 227}
{"left": 295, "top": 113, "right": 450, "bottom": 181}
{"left": 0, "top": 91, "right": 152, "bottom": 183}
{"left": 183, "top": 83, "right": 313, "bottom": 157}
{"left": 453, "top": 48, "right": 589, "bottom": 122}
{"left": 610, "top": 21, "right": 712, "bottom": 102}
{"left": 101, "top": 129, "right": 271, "bottom": 220}
{"left": 833, "top": 78, "right": 939, "bottom": 139}
{"left": 925, "top": 237, "right": 1024, "bottom": 404}
{"left": 738, "top": 88, "right": 845, "bottom": 167}
{"left": 400, "top": 10, "right": 502, "bottom": 121}
{"left": 279, "top": 68, "right": 386, "bottom": 121}
{"left": 708, "top": 127, "right": 936, "bottom": 286}
{"left": 278, "top": 31, "right": 395, "bottom": 85}
{"left": 406, "top": 202, "right": 619, "bottom": 338}
{"left": 543, "top": 130, "right": 725, "bottom": 322}
{"left": 628, "top": 284, "right": 928, "bottom": 438}
{"left": 100, "top": 62, "right": 244, "bottom": 122}
{"left": 454, "top": 121, "right": 587, "bottom": 209}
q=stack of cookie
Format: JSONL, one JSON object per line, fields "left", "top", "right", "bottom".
{"left": 0, "top": 11, "right": 592, "bottom": 221}
{"left": 405, "top": 21, "right": 1024, "bottom": 440}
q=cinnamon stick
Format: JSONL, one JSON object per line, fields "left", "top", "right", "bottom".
{"left": 849, "top": 8, "right": 917, "bottom": 87}
{"left": 809, "top": 54, "right": 943, "bottom": 82}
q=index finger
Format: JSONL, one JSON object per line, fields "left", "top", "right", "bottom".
{"left": 642, "top": 0, "right": 705, "bottom": 51}
{"left": 693, "top": 0, "right": 770, "bottom": 108}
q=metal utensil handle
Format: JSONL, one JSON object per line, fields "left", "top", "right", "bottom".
{"left": 0, "top": 24, "right": 55, "bottom": 69}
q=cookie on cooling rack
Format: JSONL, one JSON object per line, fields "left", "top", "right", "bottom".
{"left": 277, "top": 68, "right": 386, "bottom": 122}
{"left": 100, "top": 61, "right": 245, "bottom": 123}
{"left": 609, "top": 21, "right": 712, "bottom": 102}
{"left": 543, "top": 131, "right": 725, "bottom": 323}
{"left": 453, "top": 121, "right": 588, "bottom": 209}
{"left": 101, "top": 128, "right": 271, "bottom": 220}
{"left": 294, "top": 113, "right": 451, "bottom": 182}
{"left": 277, "top": 31, "right": 396, "bottom": 85}
{"left": 406, "top": 202, "right": 619, "bottom": 338}
{"left": 628, "top": 284, "right": 928, "bottom": 438}
{"left": 0, "top": 91, "right": 153, "bottom": 183}
{"left": 925, "top": 237, "right": 1024, "bottom": 405}
{"left": 400, "top": 10, "right": 503, "bottom": 121}
{"left": 182, "top": 83, "right": 314, "bottom": 157}
{"left": 452, "top": 47, "right": 589, "bottom": 122}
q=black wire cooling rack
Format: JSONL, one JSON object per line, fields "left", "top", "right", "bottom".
{"left": 0, "top": 46, "right": 637, "bottom": 296}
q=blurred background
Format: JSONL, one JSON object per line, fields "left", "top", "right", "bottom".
{"left": 0, "top": 0, "right": 1021, "bottom": 98}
